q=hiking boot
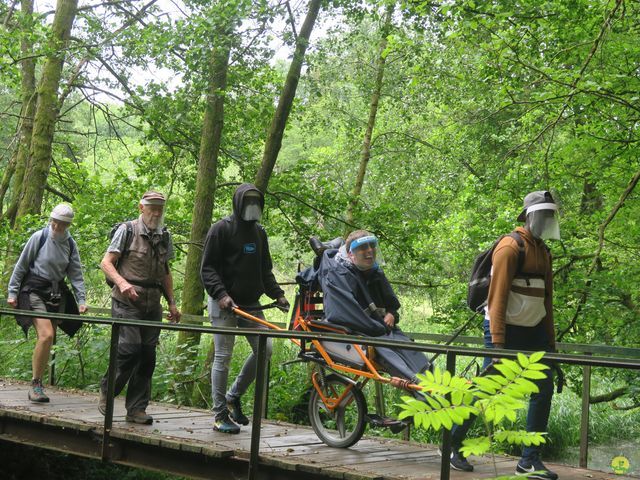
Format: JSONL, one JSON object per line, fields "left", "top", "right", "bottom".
{"left": 28, "top": 379, "right": 50, "bottom": 403}
{"left": 98, "top": 390, "right": 107, "bottom": 415}
{"left": 516, "top": 458, "right": 558, "bottom": 480}
{"left": 125, "top": 410, "right": 153, "bottom": 425}
{"left": 227, "top": 397, "right": 249, "bottom": 425}
{"left": 213, "top": 411, "right": 240, "bottom": 434}
{"left": 309, "top": 236, "right": 344, "bottom": 256}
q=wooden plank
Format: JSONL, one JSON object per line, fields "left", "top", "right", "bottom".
{"left": 269, "top": 443, "right": 415, "bottom": 460}
{"left": 217, "top": 432, "right": 325, "bottom": 453}
{"left": 2, "top": 379, "right": 638, "bottom": 480}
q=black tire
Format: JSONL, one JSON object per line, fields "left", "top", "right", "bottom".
{"left": 308, "top": 373, "right": 367, "bottom": 448}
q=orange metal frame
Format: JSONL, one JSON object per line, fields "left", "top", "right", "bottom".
{"left": 310, "top": 370, "right": 358, "bottom": 412}
{"left": 232, "top": 293, "right": 422, "bottom": 395}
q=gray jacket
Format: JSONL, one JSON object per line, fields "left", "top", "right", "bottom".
{"left": 8, "top": 227, "right": 86, "bottom": 305}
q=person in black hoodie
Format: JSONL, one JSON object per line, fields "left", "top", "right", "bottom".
{"left": 201, "top": 183, "right": 289, "bottom": 433}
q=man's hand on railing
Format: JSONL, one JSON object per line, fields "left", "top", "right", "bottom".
{"left": 276, "top": 296, "right": 290, "bottom": 313}
{"left": 167, "top": 304, "right": 181, "bottom": 323}
{"left": 79, "top": 305, "right": 88, "bottom": 314}
{"left": 492, "top": 343, "right": 505, "bottom": 364}
{"left": 7, "top": 298, "right": 17, "bottom": 308}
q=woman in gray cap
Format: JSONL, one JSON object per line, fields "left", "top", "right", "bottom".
{"left": 7, "top": 204, "right": 88, "bottom": 403}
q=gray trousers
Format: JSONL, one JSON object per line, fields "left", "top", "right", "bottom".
{"left": 209, "top": 297, "right": 273, "bottom": 418}
{"left": 100, "top": 298, "right": 162, "bottom": 414}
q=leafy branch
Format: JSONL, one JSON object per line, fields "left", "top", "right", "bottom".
{"left": 398, "top": 352, "right": 549, "bottom": 461}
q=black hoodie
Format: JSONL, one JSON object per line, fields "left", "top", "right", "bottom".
{"left": 200, "top": 183, "right": 284, "bottom": 305}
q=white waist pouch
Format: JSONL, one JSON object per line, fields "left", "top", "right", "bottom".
{"left": 505, "top": 277, "right": 546, "bottom": 327}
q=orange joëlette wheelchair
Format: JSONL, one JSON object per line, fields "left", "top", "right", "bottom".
{"left": 232, "top": 286, "right": 425, "bottom": 448}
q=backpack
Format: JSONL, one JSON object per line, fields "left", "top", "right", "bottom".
{"left": 106, "top": 221, "right": 134, "bottom": 287}
{"left": 29, "top": 227, "right": 76, "bottom": 270}
{"left": 467, "top": 232, "right": 525, "bottom": 313}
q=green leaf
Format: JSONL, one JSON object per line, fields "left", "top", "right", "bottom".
{"left": 517, "top": 352, "right": 529, "bottom": 367}
{"left": 460, "top": 436, "right": 491, "bottom": 457}
{"left": 440, "top": 410, "right": 453, "bottom": 429}
{"left": 528, "top": 351, "right": 546, "bottom": 364}
{"left": 522, "top": 370, "right": 549, "bottom": 380}
{"left": 493, "top": 363, "right": 517, "bottom": 380}
{"left": 501, "top": 358, "right": 523, "bottom": 375}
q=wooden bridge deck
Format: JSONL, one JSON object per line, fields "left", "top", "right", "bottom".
{"left": 0, "top": 378, "right": 634, "bottom": 480}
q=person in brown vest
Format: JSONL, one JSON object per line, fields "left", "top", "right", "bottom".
{"left": 98, "top": 190, "right": 181, "bottom": 424}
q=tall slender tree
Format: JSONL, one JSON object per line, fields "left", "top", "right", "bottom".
{"left": 344, "top": 4, "right": 393, "bottom": 234}
{"left": 16, "top": 0, "right": 78, "bottom": 219}
{"left": 255, "top": 0, "right": 322, "bottom": 192}
{"left": 0, "top": 0, "right": 36, "bottom": 225}
{"left": 174, "top": 36, "right": 232, "bottom": 403}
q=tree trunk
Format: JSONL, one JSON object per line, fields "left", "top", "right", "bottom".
{"left": 173, "top": 42, "right": 231, "bottom": 404}
{"left": 0, "top": 156, "right": 16, "bottom": 215}
{"left": 254, "top": 0, "right": 322, "bottom": 192}
{"left": 344, "top": 6, "right": 393, "bottom": 236}
{"left": 16, "top": 0, "right": 78, "bottom": 219}
{"left": 1, "top": 0, "right": 37, "bottom": 226}
{"left": 7, "top": 0, "right": 37, "bottom": 222}
{"left": 580, "top": 178, "right": 603, "bottom": 214}
{"left": 0, "top": 0, "right": 38, "bottom": 293}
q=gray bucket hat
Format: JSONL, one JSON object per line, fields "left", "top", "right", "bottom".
{"left": 50, "top": 204, "right": 74, "bottom": 223}
{"left": 517, "top": 190, "right": 557, "bottom": 222}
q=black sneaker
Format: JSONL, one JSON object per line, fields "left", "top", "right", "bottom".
{"left": 227, "top": 397, "right": 249, "bottom": 425}
{"left": 213, "top": 411, "right": 240, "bottom": 434}
{"left": 516, "top": 458, "right": 559, "bottom": 480}
{"left": 438, "top": 448, "right": 474, "bottom": 472}
{"left": 450, "top": 450, "right": 474, "bottom": 472}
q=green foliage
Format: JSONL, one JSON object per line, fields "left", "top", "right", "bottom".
{"left": 398, "top": 352, "right": 549, "bottom": 458}
{"left": 0, "top": 0, "right": 639, "bottom": 468}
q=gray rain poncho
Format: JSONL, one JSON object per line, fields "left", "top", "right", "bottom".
{"left": 296, "top": 247, "right": 431, "bottom": 381}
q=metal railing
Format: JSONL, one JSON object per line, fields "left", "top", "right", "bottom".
{"left": 1, "top": 306, "right": 639, "bottom": 480}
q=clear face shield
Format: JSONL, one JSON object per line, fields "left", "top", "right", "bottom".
{"left": 526, "top": 206, "right": 560, "bottom": 240}
{"left": 241, "top": 194, "right": 263, "bottom": 222}
{"left": 348, "top": 235, "right": 385, "bottom": 271}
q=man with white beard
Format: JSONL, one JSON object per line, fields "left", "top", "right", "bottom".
{"left": 98, "top": 190, "right": 181, "bottom": 424}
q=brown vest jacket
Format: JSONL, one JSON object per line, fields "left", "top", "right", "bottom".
{"left": 112, "top": 219, "right": 169, "bottom": 308}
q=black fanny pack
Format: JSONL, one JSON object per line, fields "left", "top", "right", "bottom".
{"left": 20, "top": 273, "right": 73, "bottom": 311}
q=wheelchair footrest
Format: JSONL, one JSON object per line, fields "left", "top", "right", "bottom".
{"left": 366, "top": 414, "right": 408, "bottom": 434}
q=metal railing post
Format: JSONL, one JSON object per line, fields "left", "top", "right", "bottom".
{"left": 579, "top": 359, "right": 592, "bottom": 468}
{"left": 101, "top": 324, "right": 120, "bottom": 461}
{"left": 248, "top": 335, "right": 269, "bottom": 480}
{"left": 440, "top": 351, "right": 457, "bottom": 480}
{"left": 262, "top": 359, "right": 271, "bottom": 420}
